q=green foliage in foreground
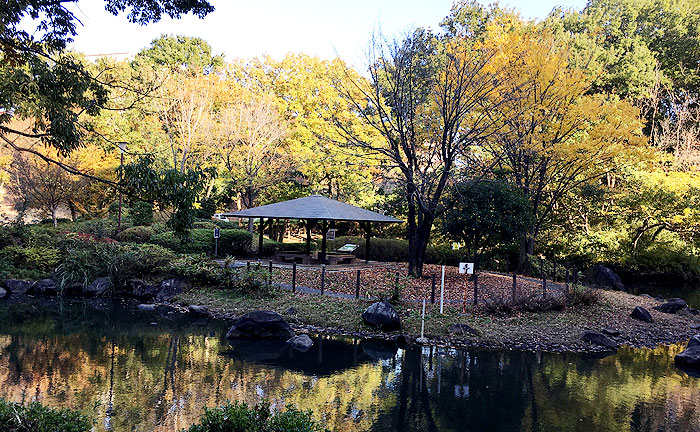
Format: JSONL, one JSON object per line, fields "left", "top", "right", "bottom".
{"left": 184, "top": 401, "right": 327, "bottom": 432}
{"left": 0, "top": 398, "right": 91, "bottom": 432}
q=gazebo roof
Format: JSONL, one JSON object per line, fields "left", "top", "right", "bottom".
{"left": 223, "top": 195, "right": 401, "bottom": 223}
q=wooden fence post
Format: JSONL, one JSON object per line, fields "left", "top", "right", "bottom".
{"left": 267, "top": 260, "right": 273, "bottom": 287}
{"left": 292, "top": 262, "right": 297, "bottom": 293}
{"left": 541, "top": 261, "right": 547, "bottom": 298}
{"left": 431, "top": 274, "right": 436, "bottom": 304}
{"left": 355, "top": 270, "right": 361, "bottom": 299}
{"left": 320, "top": 264, "right": 326, "bottom": 295}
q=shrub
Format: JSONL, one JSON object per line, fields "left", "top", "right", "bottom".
{"left": 151, "top": 229, "right": 252, "bottom": 256}
{"left": 193, "top": 221, "right": 218, "bottom": 229}
{"left": 210, "top": 219, "right": 243, "bottom": 230}
{"left": 257, "top": 239, "right": 306, "bottom": 256}
{"left": 326, "top": 236, "right": 407, "bottom": 262}
{"left": 184, "top": 400, "right": 327, "bottom": 432}
{"left": 0, "top": 398, "right": 91, "bottom": 432}
{"left": 0, "top": 245, "right": 62, "bottom": 271}
{"left": 483, "top": 285, "right": 600, "bottom": 314}
{"left": 130, "top": 201, "right": 154, "bottom": 226}
{"left": 425, "top": 244, "right": 464, "bottom": 267}
{"left": 108, "top": 201, "right": 128, "bottom": 219}
{"left": 0, "top": 223, "right": 27, "bottom": 249}
{"left": 222, "top": 265, "right": 275, "bottom": 297}
{"left": 166, "top": 254, "right": 223, "bottom": 285}
{"left": 567, "top": 284, "right": 601, "bottom": 306}
{"left": 196, "top": 196, "right": 218, "bottom": 219}
{"left": 114, "top": 243, "right": 177, "bottom": 281}
{"left": 74, "top": 219, "right": 118, "bottom": 239}
{"left": 116, "top": 226, "right": 155, "bottom": 244}
{"left": 55, "top": 241, "right": 121, "bottom": 288}
{"left": 55, "top": 240, "right": 177, "bottom": 288}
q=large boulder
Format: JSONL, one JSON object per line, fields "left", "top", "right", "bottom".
{"left": 4, "top": 279, "right": 34, "bottom": 294}
{"left": 362, "top": 301, "right": 402, "bottom": 332}
{"left": 84, "top": 277, "right": 112, "bottom": 297}
{"left": 0, "top": 287, "right": 6, "bottom": 298}
{"left": 630, "top": 306, "right": 653, "bottom": 322}
{"left": 31, "top": 279, "right": 58, "bottom": 296}
{"left": 155, "top": 278, "right": 191, "bottom": 301}
{"left": 128, "top": 279, "right": 159, "bottom": 300}
{"left": 287, "top": 334, "right": 314, "bottom": 352}
{"left": 584, "top": 265, "right": 624, "bottom": 290}
{"left": 226, "top": 311, "right": 295, "bottom": 340}
{"left": 582, "top": 331, "right": 618, "bottom": 350}
{"left": 137, "top": 303, "right": 157, "bottom": 312}
{"left": 654, "top": 298, "right": 688, "bottom": 314}
{"left": 675, "top": 335, "right": 700, "bottom": 371}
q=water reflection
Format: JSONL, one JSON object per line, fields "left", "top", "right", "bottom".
{"left": 0, "top": 299, "right": 699, "bottom": 431}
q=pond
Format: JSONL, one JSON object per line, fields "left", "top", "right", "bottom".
{"left": 628, "top": 280, "right": 700, "bottom": 309}
{"left": 1, "top": 298, "right": 699, "bottom": 431}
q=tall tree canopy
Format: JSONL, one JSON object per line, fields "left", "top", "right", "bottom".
{"left": 0, "top": 0, "right": 214, "bottom": 160}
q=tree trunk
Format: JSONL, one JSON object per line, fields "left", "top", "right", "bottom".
{"left": 517, "top": 236, "right": 535, "bottom": 274}
{"left": 407, "top": 199, "right": 419, "bottom": 276}
{"left": 278, "top": 220, "right": 287, "bottom": 242}
{"left": 51, "top": 208, "right": 58, "bottom": 227}
{"left": 407, "top": 205, "right": 433, "bottom": 277}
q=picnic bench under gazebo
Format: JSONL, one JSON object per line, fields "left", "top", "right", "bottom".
{"left": 222, "top": 195, "right": 401, "bottom": 264}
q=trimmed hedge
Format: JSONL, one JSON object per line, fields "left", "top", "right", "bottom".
{"left": 150, "top": 228, "right": 252, "bottom": 256}
{"left": 326, "top": 236, "right": 465, "bottom": 265}
{"left": 115, "top": 226, "right": 155, "bottom": 244}
{"left": 0, "top": 398, "right": 91, "bottom": 432}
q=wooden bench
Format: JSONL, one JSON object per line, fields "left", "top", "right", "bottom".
{"left": 274, "top": 251, "right": 313, "bottom": 264}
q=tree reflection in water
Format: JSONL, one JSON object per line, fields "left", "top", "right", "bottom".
{"left": 0, "top": 299, "right": 699, "bottom": 431}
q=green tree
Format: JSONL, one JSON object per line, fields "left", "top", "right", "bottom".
{"left": 442, "top": 180, "right": 533, "bottom": 265}
{"left": 121, "top": 156, "right": 213, "bottom": 239}
{"left": 1, "top": 1, "right": 214, "bottom": 162}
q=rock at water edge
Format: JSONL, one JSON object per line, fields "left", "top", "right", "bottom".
{"left": 362, "top": 301, "right": 402, "bottom": 332}
{"left": 226, "top": 310, "right": 295, "bottom": 340}
{"left": 287, "top": 334, "right": 314, "bottom": 352}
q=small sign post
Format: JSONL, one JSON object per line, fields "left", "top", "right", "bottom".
{"left": 459, "top": 262, "right": 474, "bottom": 313}
{"left": 213, "top": 227, "right": 220, "bottom": 256}
{"left": 327, "top": 229, "right": 336, "bottom": 241}
{"left": 440, "top": 265, "right": 445, "bottom": 314}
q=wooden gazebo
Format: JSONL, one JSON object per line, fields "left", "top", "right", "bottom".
{"left": 223, "top": 195, "right": 401, "bottom": 263}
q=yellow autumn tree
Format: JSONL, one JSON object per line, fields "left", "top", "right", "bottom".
{"left": 480, "top": 19, "right": 648, "bottom": 269}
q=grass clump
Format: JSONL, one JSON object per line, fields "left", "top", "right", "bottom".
{"left": 184, "top": 400, "right": 327, "bottom": 432}
{"left": 0, "top": 398, "right": 91, "bottom": 432}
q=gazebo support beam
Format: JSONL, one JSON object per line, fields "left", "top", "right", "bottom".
{"left": 320, "top": 220, "right": 328, "bottom": 263}
{"left": 304, "top": 220, "right": 314, "bottom": 256}
{"left": 257, "top": 218, "right": 266, "bottom": 258}
{"left": 361, "top": 222, "right": 372, "bottom": 263}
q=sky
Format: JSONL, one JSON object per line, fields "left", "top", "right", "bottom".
{"left": 66, "top": 0, "right": 588, "bottom": 66}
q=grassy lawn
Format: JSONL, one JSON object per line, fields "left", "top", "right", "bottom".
{"left": 177, "top": 287, "right": 699, "bottom": 352}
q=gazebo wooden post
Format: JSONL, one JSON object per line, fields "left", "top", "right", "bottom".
{"left": 257, "top": 218, "right": 265, "bottom": 258}
{"left": 320, "top": 220, "right": 328, "bottom": 263}
{"left": 304, "top": 220, "right": 312, "bottom": 256}
{"left": 361, "top": 222, "right": 372, "bottom": 263}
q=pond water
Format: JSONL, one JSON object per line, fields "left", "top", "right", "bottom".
{"left": 627, "top": 280, "right": 700, "bottom": 309}
{"left": 1, "top": 298, "right": 700, "bottom": 431}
